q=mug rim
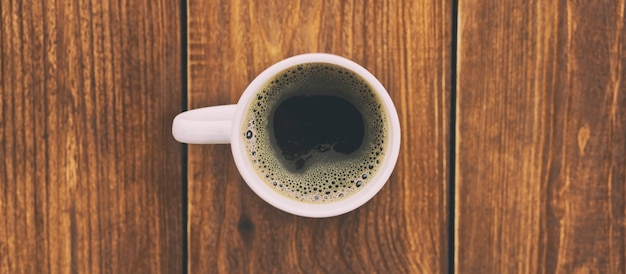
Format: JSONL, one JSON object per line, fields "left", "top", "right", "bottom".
{"left": 230, "top": 53, "right": 401, "bottom": 218}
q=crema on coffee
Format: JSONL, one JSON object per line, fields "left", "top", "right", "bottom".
{"left": 243, "top": 63, "right": 389, "bottom": 203}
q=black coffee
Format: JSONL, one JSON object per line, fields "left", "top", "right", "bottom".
{"left": 243, "top": 63, "right": 388, "bottom": 203}
{"left": 273, "top": 95, "right": 364, "bottom": 171}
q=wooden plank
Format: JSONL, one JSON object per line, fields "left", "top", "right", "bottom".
{"left": 187, "top": 0, "right": 450, "bottom": 272}
{"left": 456, "top": 0, "right": 626, "bottom": 273}
{"left": 0, "top": 0, "right": 182, "bottom": 273}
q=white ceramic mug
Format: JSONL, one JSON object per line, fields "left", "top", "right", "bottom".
{"left": 172, "top": 53, "right": 400, "bottom": 217}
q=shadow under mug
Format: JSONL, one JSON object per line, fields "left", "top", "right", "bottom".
{"left": 172, "top": 53, "right": 401, "bottom": 218}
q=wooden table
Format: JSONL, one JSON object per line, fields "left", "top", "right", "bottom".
{"left": 1, "top": 0, "right": 624, "bottom": 273}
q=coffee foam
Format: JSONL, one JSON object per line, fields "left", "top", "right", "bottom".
{"left": 243, "top": 63, "right": 388, "bottom": 203}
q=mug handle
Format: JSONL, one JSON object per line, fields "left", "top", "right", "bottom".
{"left": 172, "top": 105, "right": 237, "bottom": 144}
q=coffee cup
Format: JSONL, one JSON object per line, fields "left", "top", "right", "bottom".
{"left": 172, "top": 53, "right": 400, "bottom": 217}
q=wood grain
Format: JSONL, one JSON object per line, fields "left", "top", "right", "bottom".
{"left": 0, "top": 0, "right": 182, "bottom": 273}
{"left": 456, "top": 0, "right": 626, "bottom": 273}
{"left": 187, "top": 0, "right": 450, "bottom": 273}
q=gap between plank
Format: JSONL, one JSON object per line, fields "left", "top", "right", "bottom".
{"left": 449, "top": 0, "right": 459, "bottom": 273}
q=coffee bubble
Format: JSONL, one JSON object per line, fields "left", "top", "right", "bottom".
{"left": 243, "top": 63, "right": 389, "bottom": 203}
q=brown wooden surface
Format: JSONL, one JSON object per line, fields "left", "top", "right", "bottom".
{"left": 456, "top": 0, "right": 626, "bottom": 273}
{"left": 187, "top": 0, "right": 450, "bottom": 273}
{"left": 4, "top": 0, "right": 624, "bottom": 272}
{"left": 0, "top": 0, "right": 182, "bottom": 273}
